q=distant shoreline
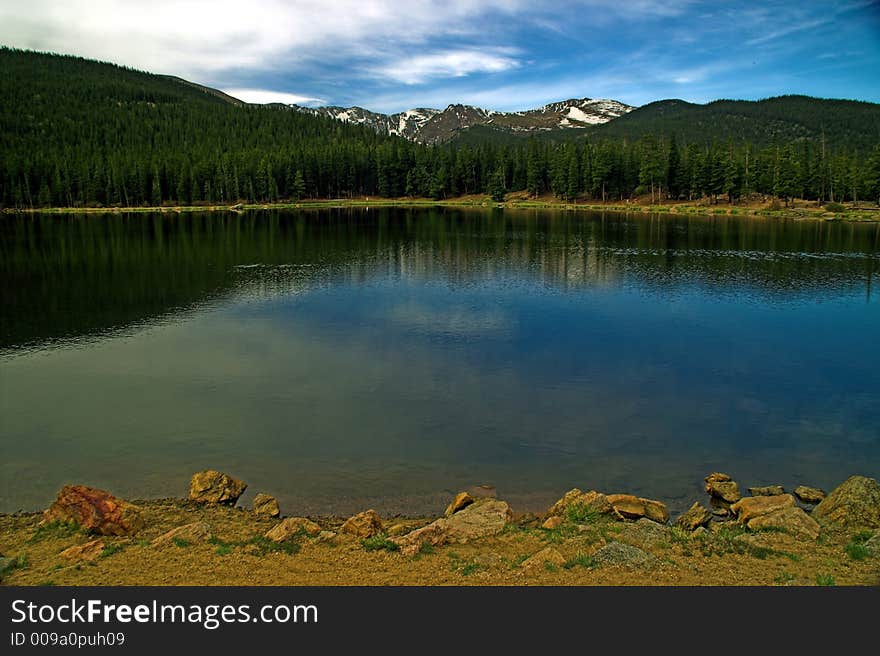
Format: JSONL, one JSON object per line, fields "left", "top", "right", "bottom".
{"left": 3, "top": 198, "right": 879, "bottom": 221}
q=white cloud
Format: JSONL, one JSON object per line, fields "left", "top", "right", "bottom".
{"left": 373, "top": 49, "right": 521, "bottom": 84}
{"left": 224, "top": 88, "right": 325, "bottom": 105}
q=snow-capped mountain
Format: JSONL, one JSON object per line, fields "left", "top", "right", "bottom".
{"left": 289, "top": 97, "right": 634, "bottom": 143}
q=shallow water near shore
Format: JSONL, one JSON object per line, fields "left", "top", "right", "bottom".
{"left": 1, "top": 207, "right": 878, "bottom": 516}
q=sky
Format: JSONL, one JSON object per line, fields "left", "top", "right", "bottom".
{"left": 1, "top": 0, "right": 879, "bottom": 112}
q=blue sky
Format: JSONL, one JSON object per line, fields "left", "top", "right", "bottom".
{"left": 1, "top": 0, "right": 879, "bottom": 112}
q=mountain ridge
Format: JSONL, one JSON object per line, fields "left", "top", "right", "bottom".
{"left": 290, "top": 97, "right": 634, "bottom": 143}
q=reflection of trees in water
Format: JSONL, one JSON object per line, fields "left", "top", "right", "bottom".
{"left": 2, "top": 209, "right": 877, "bottom": 350}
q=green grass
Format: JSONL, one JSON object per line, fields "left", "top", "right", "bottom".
{"left": 510, "top": 554, "right": 530, "bottom": 569}
{"left": 171, "top": 538, "right": 191, "bottom": 548}
{"left": 774, "top": 571, "right": 796, "bottom": 585}
{"left": 845, "top": 542, "right": 870, "bottom": 561}
{"left": 215, "top": 544, "right": 233, "bottom": 556}
{"left": 100, "top": 543, "right": 125, "bottom": 558}
{"left": 824, "top": 202, "right": 847, "bottom": 213}
{"left": 361, "top": 534, "right": 400, "bottom": 552}
{"left": 417, "top": 543, "right": 435, "bottom": 555}
{"left": 563, "top": 553, "right": 597, "bottom": 570}
{"left": 565, "top": 503, "right": 603, "bottom": 525}
{"left": 246, "top": 535, "right": 301, "bottom": 556}
{"left": 28, "top": 520, "right": 81, "bottom": 543}
{"left": 544, "top": 561, "right": 560, "bottom": 573}
{"left": 816, "top": 574, "right": 836, "bottom": 586}
{"left": 704, "top": 524, "right": 799, "bottom": 561}
{"left": 458, "top": 562, "right": 482, "bottom": 576}
{"left": 0, "top": 554, "right": 30, "bottom": 576}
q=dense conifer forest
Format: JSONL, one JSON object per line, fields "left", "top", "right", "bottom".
{"left": 2, "top": 48, "right": 880, "bottom": 208}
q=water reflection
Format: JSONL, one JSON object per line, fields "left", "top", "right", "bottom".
{"left": 0, "top": 209, "right": 878, "bottom": 515}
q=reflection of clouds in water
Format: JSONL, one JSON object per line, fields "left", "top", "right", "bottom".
{"left": 388, "top": 301, "right": 514, "bottom": 339}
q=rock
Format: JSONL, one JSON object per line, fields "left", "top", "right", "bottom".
{"left": 444, "top": 492, "right": 475, "bottom": 517}
{"left": 642, "top": 498, "right": 670, "bottom": 524}
{"left": 59, "top": 539, "right": 105, "bottom": 562}
{"left": 864, "top": 530, "right": 880, "bottom": 556}
{"left": 265, "top": 517, "right": 321, "bottom": 542}
{"left": 675, "top": 502, "right": 712, "bottom": 531}
{"left": 42, "top": 485, "right": 144, "bottom": 536}
{"left": 605, "top": 494, "right": 669, "bottom": 523}
{"left": 466, "top": 485, "right": 497, "bottom": 499}
{"left": 793, "top": 486, "right": 826, "bottom": 504}
{"left": 617, "top": 518, "right": 672, "bottom": 548}
{"left": 542, "top": 516, "right": 564, "bottom": 530}
{"left": 387, "top": 523, "right": 409, "bottom": 537}
{"left": 731, "top": 494, "right": 796, "bottom": 523}
{"left": 252, "top": 494, "right": 280, "bottom": 517}
{"left": 392, "top": 499, "right": 513, "bottom": 556}
{"left": 592, "top": 542, "right": 657, "bottom": 568}
{"left": 706, "top": 481, "right": 742, "bottom": 504}
{"left": 813, "top": 476, "right": 880, "bottom": 529}
{"left": 749, "top": 485, "right": 785, "bottom": 497}
{"left": 317, "top": 531, "right": 337, "bottom": 542}
{"left": 522, "top": 547, "right": 565, "bottom": 570}
{"left": 546, "top": 489, "right": 615, "bottom": 518}
{"left": 515, "top": 513, "right": 541, "bottom": 528}
{"left": 340, "top": 510, "right": 384, "bottom": 538}
{"left": 746, "top": 507, "right": 820, "bottom": 540}
{"left": 705, "top": 472, "right": 733, "bottom": 484}
{"left": 189, "top": 470, "right": 247, "bottom": 505}
{"left": 152, "top": 521, "right": 213, "bottom": 546}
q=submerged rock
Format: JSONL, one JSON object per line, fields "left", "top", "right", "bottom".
{"left": 189, "top": 470, "right": 247, "bottom": 505}
{"left": 749, "top": 485, "right": 785, "bottom": 497}
{"left": 341, "top": 510, "right": 384, "bottom": 538}
{"left": 152, "top": 521, "right": 213, "bottom": 546}
{"left": 252, "top": 494, "right": 280, "bottom": 517}
{"left": 675, "top": 502, "right": 712, "bottom": 531}
{"left": 793, "top": 486, "right": 826, "bottom": 504}
{"left": 59, "top": 539, "right": 105, "bottom": 562}
{"left": 813, "top": 476, "right": 880, "bottom": 529}
{"left": 265, "top": 517, "right": 322, "bottom": 541}
{"left": 43, "top": 485, "right": 144, "bottom": 536}
{"left": 444, "top": 492, "right": 475, "bottom": 517}
{"left": 593, "top": 542, "right": 657, "bottom": 568}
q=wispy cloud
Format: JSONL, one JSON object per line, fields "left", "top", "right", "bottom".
{"left": 372, "top": 49, "right": 521, "bottom": 84}
{"left": 224, "top": 89, "right": 325, "bottom": 105}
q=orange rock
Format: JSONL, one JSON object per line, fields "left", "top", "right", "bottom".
{"left": 541, "top": 515, "right": 564, "bottom": 530}
{"left": 341, "top": 510, "right": 384, "bottom": 538}
{"left": 59, "top": 539, "right": 105, "bottom": 562}
{"left": 444, "top": 492, "right": 475, "bottom": 517}
{"left": 43, "top": 485, "right": 144, "bottom": 536}
{"left": 189, "top": 470, "right": 247, "bottom": 505}
{"left": 731, "top": 494, "right": 796, "bottom": 523}
{"left": 606, "top": 494, "right": 646, "bottom": 519}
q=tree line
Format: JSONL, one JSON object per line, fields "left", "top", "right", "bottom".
{"left": 3, "top": 48, "right": 880, "bottom": 208}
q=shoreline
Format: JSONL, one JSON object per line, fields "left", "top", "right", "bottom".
{"left": 2, "top": 198, "right": 879, "bottom": 221}
{"left": 2, "top": 473, "right": 877, "bottom": 586}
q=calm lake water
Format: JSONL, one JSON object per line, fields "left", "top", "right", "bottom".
{"left": 1, "top": 208, "right": 878, "bottom": 516}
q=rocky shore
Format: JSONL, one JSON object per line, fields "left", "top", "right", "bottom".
{"left": 1, "top": 471, "right": 878, "bottom": 586}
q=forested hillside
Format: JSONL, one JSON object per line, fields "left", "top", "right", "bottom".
{"left": 2, "top": 48, "right": 880, "bottom": 208}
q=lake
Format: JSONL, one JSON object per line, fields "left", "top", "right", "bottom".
{"left": 1, "top": 208, "right": 878, "bottom": 516}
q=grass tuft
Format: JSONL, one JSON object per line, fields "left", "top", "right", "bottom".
{"left": 815, "top": 574, "right": 836, "bottom": 586}
{"left": 361, "top": 534, "right": 400, "bottom": 552}
{"left": 28, "top": 521, "right": 81, "bottom": 543}
{"left": 563, "top": 553, "right": 597, "bottom": 570}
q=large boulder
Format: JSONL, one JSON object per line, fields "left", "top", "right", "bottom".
{"left": 444, "top": 492, "right": 475, "bottom": 517}
{"left": 731, "top": 494, "right": 796, "bottom": 524}
{"left": 43, "top": 485, "right": 144, "bottom": 536}
{"left": 675, "top": 502, "right": 712, "bottom": 531}
{"left": 813, "top": 476, "right": 880, "bottom": 529}
{"left": 749, "top": 485, "right": 785, "bottom": 497}
{"left": 265, "top": 517, "right": 321, "bottom": 542}
{"left": 252, "top": 493, "right": 280, "bottom": 517}
{"left": 793, "top": 486, "right": 826, "bottom": 504}
{"left": 393, "top": 499, "right": 513, "bottom": 556}
{"left": 546, "top": 489, "right": 614, "bottom": 518}
{"left": 189, "top": 470, "right": 247, "bottom": 505}
{"left": 746, "top": 507, "right": 820, "bottom": 540}
{"left": 340, "top": 510, "right": 384, "bottom": 538}
{"left": 152, "top": 521, "right": 213, "bottom": 546}
{"left": 606, "top": 494, "right": 669, "bottom": 523}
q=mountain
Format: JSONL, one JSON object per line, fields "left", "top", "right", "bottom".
{"left": 292, "top": 97, "right": 634, "bottom": 143}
